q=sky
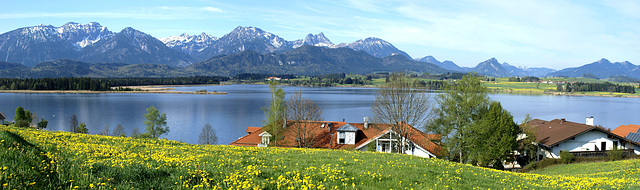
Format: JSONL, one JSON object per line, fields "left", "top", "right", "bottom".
{"left": 1, "top": 0, "right": 639, "bottom": 69}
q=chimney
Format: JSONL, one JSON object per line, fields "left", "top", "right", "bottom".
{"left": 586, "top": 116, "right": 594, "bottom": 126}
{"left": 343, "top": 118, "right": 345, "bottom": 122}
{"left": 560, "top": 118, "right": 565, "bottom": 124}
{"left": 282, "top": 119, "right": 287, "bottom": 128}
{"left": 363, "top": 117, "right": 369, "bottom": 129}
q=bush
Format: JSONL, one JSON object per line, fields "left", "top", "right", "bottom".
{"left": 521, "top": 158, "right": 560, "bottom": 172}
{"left": 607, "top": 147, "right": 625, "bottom": 161}
{"left": 560, "top": 151, "right": 574, "bottom": 164}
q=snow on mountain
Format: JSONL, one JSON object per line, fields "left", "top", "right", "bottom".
{"left": 160, "top": 33, "right": 218, "bottom": 54}
{"left": 57, "top": 22, "right": 115, "bottom": 49}
{"left": 336, "top": 37, "right": 412, "bottom": 59}
{"left": 292, "top": 32, "right": 334, "bottom": 48}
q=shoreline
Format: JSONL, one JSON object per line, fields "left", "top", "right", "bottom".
{"left": 0, "top": 90, "right": 227, "bottom": 95}
{"left": 1, "top": 83, "right": 637, "bottom": 98}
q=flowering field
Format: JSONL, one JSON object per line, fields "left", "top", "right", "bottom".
{"left": 2, "top": 125, "right": 640, "bottom": 189}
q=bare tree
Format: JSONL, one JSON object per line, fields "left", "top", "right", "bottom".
{"left": 98, "top": 124, "right": 110, "bottom": 136}
{"left": 287, "top": 91, "right": 323, "bottom": 148}
{"left": 371, "top": 73, "right": 433, "bottom": 153}
{"left": 69, "top": 113, "right": 79, "bottom": 132}
{"left": 198, "top": 123, "right": 218, "bottom": 145}
{"left": 112, "top": 124, "right": 126, "bottom": 137}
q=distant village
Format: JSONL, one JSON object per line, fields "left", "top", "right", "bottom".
{"left": 229, "top": 114, "right": 640, "bottom": 170}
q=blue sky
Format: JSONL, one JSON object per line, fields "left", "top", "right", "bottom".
{"left": 1, "top": 0, "right": 639, "bottom": 69}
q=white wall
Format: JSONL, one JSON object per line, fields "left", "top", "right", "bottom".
{"left": 547, "top": 130, "right": 638, "bottom": 158}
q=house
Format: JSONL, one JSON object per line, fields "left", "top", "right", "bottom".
{"left": 527, "top": 117, "right": 640, "bottom": 159}
{"left": 229, "top": 119, "right": 442, "bottom": 158}
{"left": 0, "top": 112, "right": 5, "bottom": 125}
{"left": 612, "top": 124, "right": 640, "bottom": 143}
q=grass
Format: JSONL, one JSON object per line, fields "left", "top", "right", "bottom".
{"left": 530, "top": 158, "right": 640, "bottom": 181}
{"left": 2, "top": 125, "right": 640, "bottom": 189}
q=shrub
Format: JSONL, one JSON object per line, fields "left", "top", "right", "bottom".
{"left": 521, "top": 158, "right": 560, "bottom": 172}
{"left": 607, "top": 147, "right": 625, "bottom": 161}
{"left": 560, "top": 151, "right": 574, "bottom": 164}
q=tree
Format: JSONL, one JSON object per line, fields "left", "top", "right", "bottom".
{"left": 518, "top": 114, "right": 538, "bottom": 165}
{"left": 76, "top": 122, "right": 89, "bottom": 134}
{"left": 198, "top": 123, "right": 218, "bottom": 145}
{"left": 262, "top": 80, "right": 286, "bottom": 146}
{"left": 131, "top": 128, "right": 141, "bottom": 138}
{"left": 287, "top": 91, "right": 323, "bottom": 148}
{"left": 98, "top": 124, "right": 110, "bottom": 136}
{"left": 371, "top": 73, "right": 433, "bottom": 153}
{"left": 430, "top": 73, "right": 490, "bottom": 163}
{"left": 112, "top": 124, "right": 126, "bottom": 137}
{"left": 69, "top": 113, "right": 79, "bottom": 132}
{"left": 143, "top": 105, "right": 169, "bottom": 139}
{"left": 14, "top": 106, "right": 32, "bottom": 128}
{"left": 467, "top": 101, "right": 519, "bottom": 169}
{"left": 37, "top": 118, "right": 48, "bottom": 129}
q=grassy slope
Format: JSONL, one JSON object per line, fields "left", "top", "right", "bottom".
{"left": 2, "top": 125, "right": 640, "bottom": 189}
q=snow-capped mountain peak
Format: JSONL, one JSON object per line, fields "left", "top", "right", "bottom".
{"left": 292, "top": 32, "right": 334, "bottom": 48}
{"left": 160, "top": 32, "right": 218, "bottom": 54}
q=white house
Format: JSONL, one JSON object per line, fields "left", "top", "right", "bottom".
{"left": 528, "top": 118, "right": 640, "bottom": 159}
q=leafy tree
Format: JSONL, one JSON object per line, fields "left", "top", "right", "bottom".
{"left": 430, "top": 73, "right": 490, "bottom": 163}
{"left": 287, "top": 91, "right": 323, "bottom": 148}
{"left": 112, "top": 124, "right": 126, "bottom": 137}
{"left": 371, "top": 73, "right": 433, "bottom": 153}
{"left": 69, "top": 113, "right": 79, "bottom": 132}
{"left": 37, "top": 118, "right": 48, "bottom": 129}
{"left": 143, "top": 105, "right": 169, "bottom": 139}
{"left": 14, "top": 106, "right": 32, "bottom": 128}
{"left": 76, "top": 122, "right": 89, "bottom": 134}
{"left": 518, "top": 114, "right": 538, "bottom": 166}
{"left": 467, "top": 101, "right": 519, "bottom": 169}
{"left": 198, "top": 123, "right": 218, "bottom": 145}
{"left": 262, "top": 80, "right": 286, "bottom": 146}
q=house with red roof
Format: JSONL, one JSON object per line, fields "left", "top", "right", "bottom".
{"left": 230, "top": 120, "right": 442, "bottom": 158}
{"left": 612, "top": 124, "right": 640, "bottom": 143}
{"left": 527, "top": 118, "right": 640, "bottom": 159}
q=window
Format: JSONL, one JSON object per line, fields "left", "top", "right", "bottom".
{"left": 379, "top": 141, "right": 391, "bottom": 153}
{"left": 601, "top": 142, "right": 607, "bottom": 151}
{"left": 338, "top": 132, "right": 345, "bottom": 144}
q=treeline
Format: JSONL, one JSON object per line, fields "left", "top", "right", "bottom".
{"left": 0, "top": 76, "right": 228, "bottom": 91}
{"left": 100, "top": 76, "right": 228, "bottom": 87}
{"left": 557, "top": 82, "right": 636, "bottom": 93}
{"left": 234, "top": 73, "right": 296, "bottom": 81}
{"left": 289, "top": 73, "right": 371, "bottom": 87}
{"left": 508, "top": 76, "right": 540, "bottom": 82}
{"left": 0, "top": 78, "right": 111, "bottom": 91}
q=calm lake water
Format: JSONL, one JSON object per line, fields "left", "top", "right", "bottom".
{"left": 0, "top": 84, "right": 638, "bottom": 144}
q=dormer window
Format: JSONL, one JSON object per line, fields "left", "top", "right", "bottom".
{"left": 336, "top": 124, "right": 358, "bottom": 145}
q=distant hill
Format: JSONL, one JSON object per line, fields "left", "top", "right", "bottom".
{"left": 416, "top": 56, "right": 467, "bottom": 72}
{"left": 187, "top": 45, "right": 447, "bottom": 76}
{"left": 0, "top": 59, "right": 190, "bottom": 78}
{"left": 548, "top": 58, "right": 640, "bottom": 79}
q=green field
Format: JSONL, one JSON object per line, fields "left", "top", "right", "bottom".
{"left": 2, "top": 125, "right": 640, "bottom": 189}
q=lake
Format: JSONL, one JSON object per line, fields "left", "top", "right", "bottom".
{"left": 0, "top": 84, "right": 638, "bottom": 144}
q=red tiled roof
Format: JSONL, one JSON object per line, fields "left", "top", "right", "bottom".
{"left": 229, "top": 128, "right": 266, "bottom": 147}
{"left": 246, "top": 127, "right": 261, "bottom": 134}
{"left": 612, "top": 124, "right": 640, "bottom": 138}
{"left": 528, "top": 119, "right": 640, "bottom": 148}
{"left": 229, "top": 120, "right": 442, "bottom": 156}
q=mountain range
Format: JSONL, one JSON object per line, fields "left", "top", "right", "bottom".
{"left": 0, "top": 22, "right": 639, "bottom": 80}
